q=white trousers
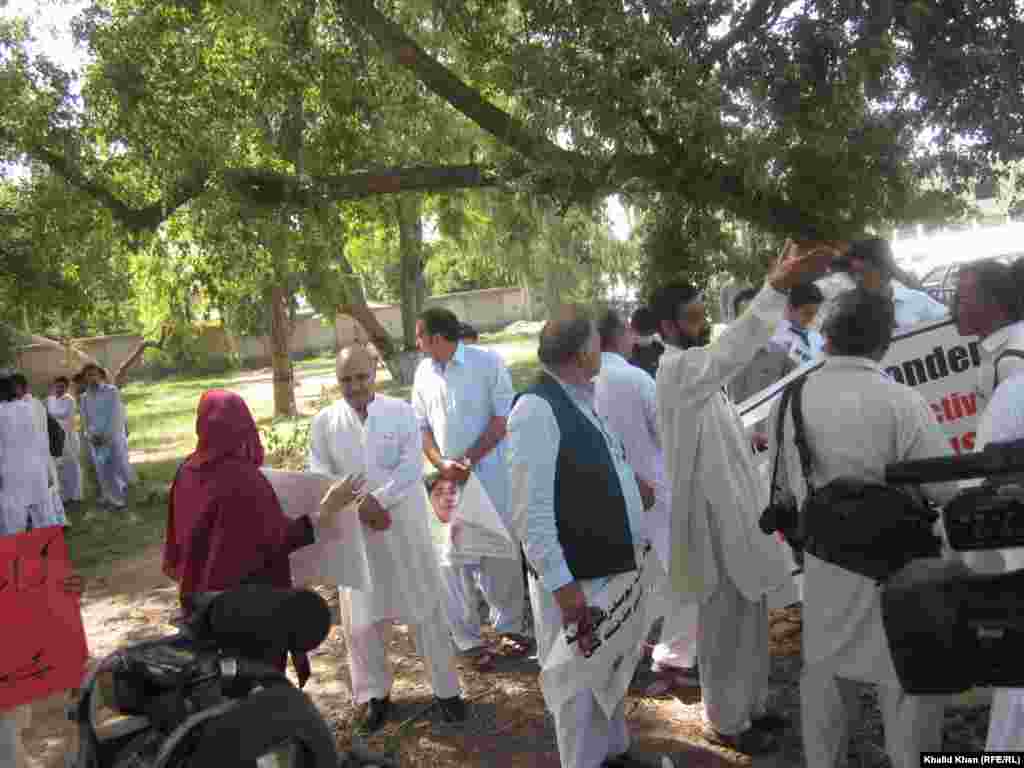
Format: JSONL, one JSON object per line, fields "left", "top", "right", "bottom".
{"left": 442, "top": 556, "right": 526, "bottom": 652}
{"left": 652, "top": 601, "right": 699, "bottom": 671}
{"left": 88, "top": 442, "right": 131, "bottom": 507}
{"left": 58, "top": 455, "right": 83, "bottom": 502}
{"left": 528, "top": 574, "right": 631, "bottom": 768}
{"left": 0, "top": 705, "right": 30, "bottom": 768}
{"left": 801, "top": 662, "right": 945, "bottom": 768}
{"left": 698, "top": 576, "right": 770, "bottom": 734}
{"left": 986, "top": 688, "right": 1024, "bottom": 750}
{"left": 345, "top": 601, "right": 460, "bottom": 705}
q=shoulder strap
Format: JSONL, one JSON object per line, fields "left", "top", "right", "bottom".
{"left": 789, "top": 375, "right": 814, "bottom": 493}
{"left": 994, "top": 349, "right": 1024, "bottom": 388}
{"left": 768, "top": 381, "right": 796, "bottom": 505}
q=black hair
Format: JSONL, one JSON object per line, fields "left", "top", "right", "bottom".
{"left": 630, "top": 307, "right": 658, "bottom": 335}
{"left": 651, "top": 281, "right": 701, "bottom": 329}
{"left": 823, "top": 288, "right": 896, "bottom": 358}
{"left": 789, "top": 282, "right": 824, "bottom": 309}
{"left": 457, "top": 322, "right": 480, "bottom": 341}
{"left": 537, "top": 307, "right": 594, "bottom": 367}
{"left": 419, "top": 307, "right": 461, "bottom": 342}
{"left": 733, "top": 288, "right": 759, "bottom": 317}
{"left": 54, "top": 376, "right": 70, "bottom": 387}
{"left": 847, "top": 238, "right": 895, "bottom": 271}
{"left": 597, "top": 307, "right": 627, "bottom": 350}
{"left": 960, "top": 259, "right": 1022, "bottom": 321}
{"left": 0, "top": 376, "right": 16, "bottom": 402}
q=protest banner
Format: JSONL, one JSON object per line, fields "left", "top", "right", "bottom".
{"left": 739, "top": 318, "right": 982, "bottom": 455}
{"left": 0, "top": 527, "right": 88, "bottom": 711}
{"left": 538, "top": 544, "right": 655, "bottom": 719}
{"left": 260, "top": 468, "right": 371, "bottom": 590}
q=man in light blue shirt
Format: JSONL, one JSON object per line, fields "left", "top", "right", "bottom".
{"left": 411, "top": 308, "right": 528, "bottom": 667}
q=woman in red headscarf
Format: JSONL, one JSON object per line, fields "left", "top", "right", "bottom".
{"left": 163, "top": 389, "right": 314, "bottom": 606}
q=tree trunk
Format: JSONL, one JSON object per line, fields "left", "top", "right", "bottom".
{"left": 112, "top": 325, "right": 170, "bottom": 388}
{"left": 396, "top": 195, "right": 426, "bottom": 351}
{"left": 269, "top": 284, "right": 296, "bottom": 418}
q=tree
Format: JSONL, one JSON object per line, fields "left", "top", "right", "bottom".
{"left": 336, "top": 0, "right": 1024, "bottom": 249}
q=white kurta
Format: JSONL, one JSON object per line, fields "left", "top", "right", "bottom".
{"left": 307, "top": 395, "right": 443, "bottom": 628}
{"left": 769, "top": 356, "right": 957, "bottom": 768}
{"left": 968, "top": 372, "right": 1024, "bottom": 750}
{"left": 656, "top": 284, "right": 791, "bottom": 604}
{"left": 0, "top": 400, "right": 53, "bottom": 535}
{"left": 595, "top": 352, "right": 697, "bottom": 671}
{"left": 46, "top": 394, "right": 83, "bottom": 502}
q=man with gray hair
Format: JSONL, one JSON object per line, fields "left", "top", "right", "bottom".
{"left": 769, "top": 288, "right": 957, "bottom": 768}
{"left": 507, "top": 306, "right": 669, "bottom": 768}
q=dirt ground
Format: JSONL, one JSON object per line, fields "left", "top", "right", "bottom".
{"left": 22, "top": 544, "right": 992, "bottom": 768}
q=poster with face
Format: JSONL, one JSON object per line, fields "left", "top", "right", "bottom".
{"left": 426, "top": 473, "right": 517, "bottom": 563}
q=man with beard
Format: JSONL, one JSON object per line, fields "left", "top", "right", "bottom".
{"left": 653, "top": 240, "right": 839, "bottom": 753}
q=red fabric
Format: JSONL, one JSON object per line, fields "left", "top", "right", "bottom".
{"left": 163, "top": 390, "right": 302, "bottom": 602}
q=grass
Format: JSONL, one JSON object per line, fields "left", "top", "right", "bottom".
{"left": 65, "top": 338, "right": 541, "bottom": 578}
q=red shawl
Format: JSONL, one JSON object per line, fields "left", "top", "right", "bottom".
{"left": 163, "top": 390, "right": 309, "bottom": 599}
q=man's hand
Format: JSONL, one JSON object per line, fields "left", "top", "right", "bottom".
{"left": 636, "top": 476, "right": 656, "bottom": 511}
{"left": 553, "top": 581, "right": 588, "bottom": 628}
{"left": 320, "top": 473, "right": 366, "bottom": 526}
{"left": 439, "top": 458, "right": 471, "bottom": 484}
{"left": 752, "top": 432, "right": 769, "bottom": 453}
{"left": 357, "top": 493, "right": 392, "bottom": 531}
{"left": 61, "top": 574, "right": 85, "bottom": 596}
{"left": 767, "top": 239, "right": 846, "bottom": 292}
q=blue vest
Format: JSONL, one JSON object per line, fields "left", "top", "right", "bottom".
{"left": 518, "top": 372, "right": 636, "bottom": 581}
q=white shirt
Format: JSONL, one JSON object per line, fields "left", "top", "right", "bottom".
{"left": 974, "top": 319, "right": 1024, "bottom": 415}
{"left": 769, "top": 356, "right": 957, "bottom": 675}
{"left": 974, "top": 372, "right": 1024, "bottom": 572}
{"left": 892, "top": 281, "right": 949, "bottom": 331}
{"left": 656, "top": 283, "right": 791, "bottom": 604}
{"left": 771, "top": 320, "right": 825, "bottom": 368}
{"left": 0, "top": 400, "right": 52, "bottom": 534}
{"left": 308, "top": 395, "right": 443, "bottom": 626}
{"left": 412, "top": 343, "right": 516, "bottom": 523}
{"left": 507, "top": 369, "right": 646, "bottom": 592}
{"left": 594, "top": 352, "right": 670, "bottom": 571}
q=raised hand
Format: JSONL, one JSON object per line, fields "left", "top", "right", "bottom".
{"left": 767, "top": 239, "right": 847, "bottom": 293}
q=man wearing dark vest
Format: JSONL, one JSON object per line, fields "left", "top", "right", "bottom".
{"left": 507, "top": 306, "right": 669, "bottom": 768}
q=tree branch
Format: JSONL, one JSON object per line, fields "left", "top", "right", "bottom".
{"left": 221, "top": 164, "right": 500, "bottom": 207}
{"left": 334, "top": 0, "right": 826, "bottom": 237}
{"left": 334, "top": 0, "right": 578, "bottom": 172}
{"left": 23, "top": 140, "right": 209, "bottom": 233}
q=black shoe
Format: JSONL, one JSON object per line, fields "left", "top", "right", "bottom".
{"left": 752, "top": 711, "right": 789, "bottom": 731}
{"left": 436, "top": 694, "right": 467, "bottom": 723}
{"left": 603, "top": 752, "right": 675, "bottom": 768}
{"left": 702, "top": 724, "right": 779, "bottom": 754}
{"left": 359, "top": 696, "right": 391, "bottom": 732}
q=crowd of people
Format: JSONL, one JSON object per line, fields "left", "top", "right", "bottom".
{"left": 5, "top": 234, "right": 1024, "bottom": 768}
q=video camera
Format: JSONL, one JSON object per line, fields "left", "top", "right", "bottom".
{"left": 881, "top": 437, "right": 1024, "bottom": 694}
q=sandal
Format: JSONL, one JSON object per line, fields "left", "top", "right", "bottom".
{"left": 500, "top": 633, "right": 534, "bottom": 657}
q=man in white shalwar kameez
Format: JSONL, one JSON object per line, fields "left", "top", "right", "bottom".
{"left": 412, "top": 307, "right": 528, "bottom": 668}
{"left": 594, "top": 309, "right": 698, "bottom": 689}
{"left": 508, "top": 306, "right": 671, "bottom": 768}
{"left": 769, "top": 288, "right": 957, "bottom": 768}
{"left": 955, "top": 258, "right": 1024, "bottom": 750}
{"left": 654, "top": 241, "right": 840, "bottom": 754}
{"left": 0, "top": 374, "right": 79, "bottom": 768}
{"left": 80, "top": 364, "right": 131, "bottom": 509}
{"left": 308, "top": 345, "right": 464, "bottom": 732}
{"left": 47, "top": 376, "right": 83, "bottom": 504}
{"left": 11, "top": 373, "right": 65, "bottom": 526}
